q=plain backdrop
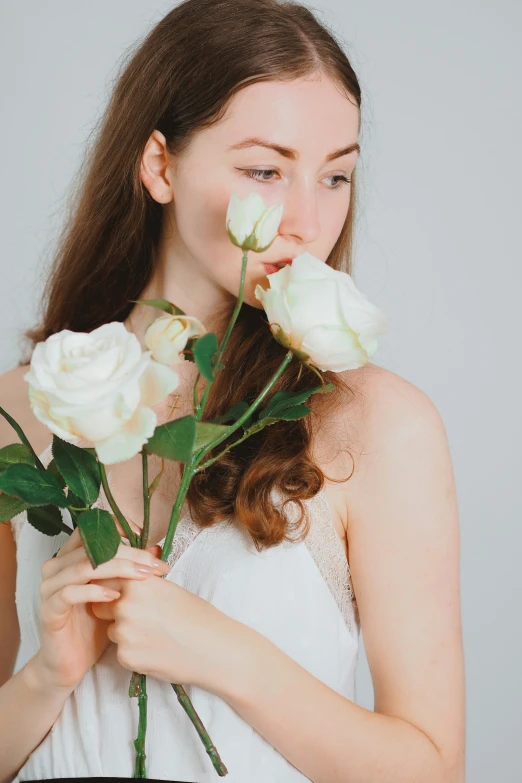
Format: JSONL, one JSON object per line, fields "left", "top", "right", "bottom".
{"left": 1, "top": 2, "right": 520, "bottom": 781}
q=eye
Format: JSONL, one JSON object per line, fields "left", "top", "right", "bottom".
{"left": 240, "top": 169, "right": 351, "bottom": 189}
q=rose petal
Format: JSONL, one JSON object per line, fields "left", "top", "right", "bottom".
{"left": 94, "top": 405, "right": 158, "bottom": 465}
{"left": 139, "top": 359, "right": 180, "bottom": 408}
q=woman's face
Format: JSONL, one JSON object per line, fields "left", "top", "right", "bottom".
{"left": 143, "top": 72, "right": 360, "bottom": 320}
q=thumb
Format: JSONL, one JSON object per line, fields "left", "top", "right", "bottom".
{"left": 145, "top": 543, "right": 163, "bottom": 558}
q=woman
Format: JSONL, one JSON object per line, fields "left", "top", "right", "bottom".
{"left": 0, "top": 0, "right": 465, "bottom": 781}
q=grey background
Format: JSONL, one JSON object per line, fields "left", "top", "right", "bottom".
{"left": 1, "top": 2, "right": 520, "bottom": 780}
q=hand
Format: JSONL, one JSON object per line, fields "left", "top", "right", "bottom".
{"left": 33, "top": 525, "right": 170, "bottom": 692}
{"left": 91, "top": 572, "right": 238, "bottom": 693}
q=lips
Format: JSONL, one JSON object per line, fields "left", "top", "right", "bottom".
{"left": 262, "top": 257, "right": 295, "bottom": 275}
{"left": 263, "top": 263, "right": 283, "bottom": 275}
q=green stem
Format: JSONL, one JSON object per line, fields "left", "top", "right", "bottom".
{"left": 193, "top": 371, "right": 201, "bottom": 412}
{"left": 132, "top": 673, "right": 148, "bottom": 778}
{"left": 133, "top": 452, "right": 228, "bottom": 777}
{"left": 158, "top": 461, "right": 195, "bottom": 564}
{"left": 98, "top": 462, "right": 138, "bottom": 547}
{"left": 0, "top": 405, "right": 46, "bottom": 471}
{"left": 129, "top": 451, "right": 153, "bottom": 776}
{"left": 140, "top": 450, "right": 150, "bottom": 549}
{"left": 194, "top": 250, "right": 248, "bottom": 421}
{"left": 171, "top": 683, "right": 228, "bottom": 776}
{"left": 154, "top": 460, "right": 230, "bottom": 775}
{"left": 197, "top": 428, "right": 253, "bottom": 471}
{"left": 196, "top": 350, "right": 294, "bottom": 464}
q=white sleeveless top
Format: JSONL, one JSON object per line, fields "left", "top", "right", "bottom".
{"left": 11, "top": 438, "right": 360, "bottom": 782}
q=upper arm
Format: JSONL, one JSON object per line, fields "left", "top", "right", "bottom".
{"left": 344, "top": 370, "right": 465, "bottom": 781}
{"left": 0, "top": 366, "right": 25, "bottom": 684}
{"left": 0, "top": 521, "right": 19, "bottom": 685}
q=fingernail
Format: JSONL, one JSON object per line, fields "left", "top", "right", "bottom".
{"left": 135, "top": 564, "right": 156, "bottom": 574}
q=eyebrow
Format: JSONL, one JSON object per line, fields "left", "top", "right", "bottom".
{"left": 228, "top": 137, "right": 360, "bottom": 162}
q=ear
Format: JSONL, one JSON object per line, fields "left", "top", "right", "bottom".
{"left": 139, "top": 129, "right": 174, "bottom": 204}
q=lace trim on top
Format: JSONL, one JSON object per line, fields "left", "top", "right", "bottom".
{"left": 12, "top": 439, "right": 359, "bottom": 636}
{"left": 274, "top": 489, "right": 359, "bottom": 637}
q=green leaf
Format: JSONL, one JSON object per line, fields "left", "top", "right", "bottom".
{"left": 259, "top": 383, "right": 334, "bottom": 420}
{"left": 0, "top": 463, "right": 68, "bottom": 507}
{"left": 77, "top": 508, "right": 121, "bottom": 568}
{"left": 276, "top": 404, "right": 311, "bottom": 420}
{"left": 0, "top": 443, "right": 35, "bottom": 472}
{"left": 46, "top": 458, "right": 67, "bottom": 488}
{"left": 66, "top": 489, "right": 88, "bottom": 528}
{"left": 0, "top": 406, "right": 37, "bottom": 457}
{"left": 27, "top": 505, "right": 67, "bottom": 537}
{"left": 51, "top": 436, "right": 101, "bottom": 505}
{"left": 67, "top": 489, "right": 88, "bottom": 509}
{"left": 193, "top": 333, "right": 218, "bottom": 382}
{"left": 194, "top": 421, "right": 230, "bottom": 453}
{"left": 129, "top": 298, "right": 186, "bottom": 317}
{"left": 145, "top": 415, "right": 196, "bottom": 463}
{"left": 0, "top": 492, "right": 30, "bottom": 523}
{"left": 208, "top": 400, "right": 253, "bottom": 427}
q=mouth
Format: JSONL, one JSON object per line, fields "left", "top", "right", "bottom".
{"left": 263, "top": 258, "right": 294, "bottom": 275}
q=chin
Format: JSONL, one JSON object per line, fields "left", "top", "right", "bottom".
{"left": 242, "top": 290, "right": 265, "bottom": 310}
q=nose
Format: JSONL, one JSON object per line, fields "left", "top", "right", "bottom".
{"left": 276, "top": 179, "right": 321, "bottom": 245}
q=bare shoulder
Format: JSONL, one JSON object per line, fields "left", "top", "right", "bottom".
{"left": 0, "top": 363, "right": 53, "bottom": 456}
{"left": 312, "top": 361, "right": 446, "bottom": 501}
{"left": 335, "top": 361, "right": 448, "bottom": 490}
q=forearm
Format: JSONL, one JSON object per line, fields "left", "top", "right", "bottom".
{"left": 214, "top": 622, "right": 450, "bottom": 783}
{"left": 0, "top": 656, "right": 73, "bottom": 783}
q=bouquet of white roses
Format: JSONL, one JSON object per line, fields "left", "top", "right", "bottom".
{"left": 0, "top": 191, "right": 388, "bottom": 778}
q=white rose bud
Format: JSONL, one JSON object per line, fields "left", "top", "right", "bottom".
{"left": 226, "top": 191, "right": 283, "bottom": 252}
{"left": 23, "top": 321, "right": 180, "bottom": 464}
{"left": 144, "top": 314, "right": 207, "bottom": 366}
{"left": 254, "top": 251, "right": 389, "bottom": 372}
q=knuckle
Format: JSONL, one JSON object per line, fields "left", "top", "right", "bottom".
{"left": 60, "top": 584, "right": 73, "bottom": 603}
{"left": 41, "top": 559, "right": 52, "bottom": 579}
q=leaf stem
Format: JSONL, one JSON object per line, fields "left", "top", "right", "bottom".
{"left": 194, "top": 250, "right": 248, "bottom": 421}
{"left": 98, "top": 462, "right": 138, "bottom": 547}
{"left": 0, "top": 405, "right": 46, "bottom": 471}
{"left": 140, "top": 450, "right": 150, "bottom": 549}
{"left": 196, "top": 350, "right": 294, "bottom": 464}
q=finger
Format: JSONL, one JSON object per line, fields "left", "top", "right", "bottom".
{"left": 43, "top": 538, "right": 167, "bottom": 580}
{"left": 41, "top": 553, "right": 169, "bottom": 602}
{"left": 89, "top": 576, "right": 124, "bottom": 594}
{"left": 53, "top": 525, "right": 84, "bottom": 558}
{"left": 89, "top": 599, "right": 115, "bottom": 620}
{"left": 113, "top": 514, "right": 142, "bottom": 543}
{"left": 41, "top": 583, "right": 121, "bottom": 625}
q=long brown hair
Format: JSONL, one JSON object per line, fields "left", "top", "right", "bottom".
{"left": 20, "top": 0, "right": 363, "bottom": 550}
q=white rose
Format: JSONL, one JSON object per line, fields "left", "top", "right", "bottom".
{"left": 24, "top": 321, "right": 180, "bottom": 464}
{"left": 254, "top": 251, "right": 389, "bottom": 372}
{"left": 226, "top": 191, "right": 283, "bottom": 252}
{"left": 144, "top": 314, "right": 206, "bottom": 366}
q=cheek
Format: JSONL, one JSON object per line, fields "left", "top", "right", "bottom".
{"left": 174, "top": 182, "right": 230, "bottom": 256}
{"left": 325, "top": 196, "right": 350, "bottom": 239}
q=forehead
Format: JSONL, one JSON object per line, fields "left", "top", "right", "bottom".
{"left": 189, "top": 76, "right": 360, "bottom": 158}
